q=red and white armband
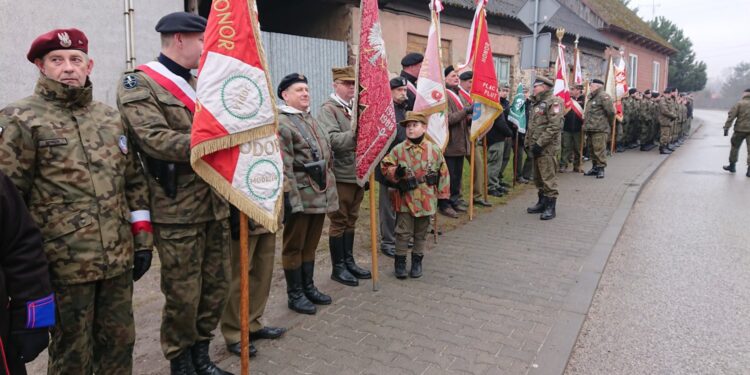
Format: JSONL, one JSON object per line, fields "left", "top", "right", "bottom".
{"left": 129, "top": 210, "right": 153, "bottom": 235}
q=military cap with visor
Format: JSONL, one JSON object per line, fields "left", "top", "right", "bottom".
{"left": 399, "top": 111, "right": 428, "bottom": 127}
{"left": 332, "top": 66, "right": 355, "bottom": 82}
{"left": 533, "top": 76, "right": 554, "bottom": 87}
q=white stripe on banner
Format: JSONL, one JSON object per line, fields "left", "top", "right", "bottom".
{"left": 143, "top": 61, "right": 196, "bottom": 101}
{"left": 129, "top": 210, "right": 151, "bottom": 223}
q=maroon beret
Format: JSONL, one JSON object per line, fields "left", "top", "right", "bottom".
{"left": 27, "top": 28, "right": 88, "bottom": 62}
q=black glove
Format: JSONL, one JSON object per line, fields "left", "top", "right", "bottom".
{"left": 10, "top": 329, "right": 49, "bottom": 363}
{"left": 133, "top": 250, "right": 152, "bottom": 282}
{"left": 531, "top": 144, "right": 544, "bottom": 157}
{"left": 465, "top": 105, "right": 474, "bottom": 115}
{"left": 395, "top": 165, "right": 407, "bottom": 178}
{"left": 363, "top": 181, "right": 370, "bottom": 191}
{"left": 283, "top": 192, "right": 292, "bottom": 224}
{"left": 724, "top": 128, "right": 729, "bottom": 136}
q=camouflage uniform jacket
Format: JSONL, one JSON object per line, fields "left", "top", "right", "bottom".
{"left": 0, "top": 76, "right": 152, "bottom": 285}
{"left": 649, "top": 100, "right": 659, "bottom": 125}
{"left": 583, "top": 88, "right": 615, "bottom": 133}
{"left": 278, "top": 106, "right": 339, "bottom": 214}
{"left": 380, "top": 139, "right": 449, "bottom": 217}
{"left": 527, "top": 89, "right": 564, "bottom": 153}
{"left": 724, "top": 96, "right": 750, "bottom": 132}
{"left": 116, "top": 67, "right": 229, "bottom": 224}
{"left": 621, "top": 96, "right": 635, "bottom": 126}
{"left": 657, "top": 97, "right": 677, "bottom": 127}
{"left": 317, "top": 96, "right": 356, "bottom": 184}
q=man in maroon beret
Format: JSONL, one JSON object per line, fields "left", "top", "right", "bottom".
{"left": 0, "top": 28, "right": 153, "bottom": 374}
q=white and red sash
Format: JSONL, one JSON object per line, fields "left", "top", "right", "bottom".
{"left": 406, "top": 80, "right": 417, "bottom": 96}
{"left": 137, "top": 61, "right": 196, "bottom": 113}
{"left": 459, "top": 87, "right": 472, "bottom": 104}
{"left": 446, "top": 88, "right": 464, "bottom": 110}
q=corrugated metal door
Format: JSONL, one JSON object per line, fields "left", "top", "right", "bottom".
{"left": 261, "top": 32, "right": 348, "bottom": 116}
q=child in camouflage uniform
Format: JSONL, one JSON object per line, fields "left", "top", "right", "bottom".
{"left": 380, "top": 112, "right": 450, "bottom": 279}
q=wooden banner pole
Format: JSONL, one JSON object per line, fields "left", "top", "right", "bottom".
{"left": 469, "top": 142, "right": 475, "bottom": 220}
{"left": 369, "top": 174, "right": 379, "bottom": 291}
{"left": 239, "top": 213, "right": 250, "bottom": 375}
{"left": 482, "top": 138, "right": 489, "bottom": 201}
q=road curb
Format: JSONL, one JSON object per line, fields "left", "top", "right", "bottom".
{"left": 528, "top": 120, "right": 704, "bottom": 375}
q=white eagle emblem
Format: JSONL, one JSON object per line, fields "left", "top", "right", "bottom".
{"left": 367, "top": 22, "right": 386, "bottom": 66}
{"left": 58, "top": 32, "right": 72, "bottom": 48}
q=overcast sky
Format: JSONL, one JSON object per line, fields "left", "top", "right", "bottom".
{"left": 632, "top": 0, "right": 750, "bottom": 81}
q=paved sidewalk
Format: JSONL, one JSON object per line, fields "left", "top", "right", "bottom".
{"left": 203, "top": 147, "right": 670, "bottom": 375}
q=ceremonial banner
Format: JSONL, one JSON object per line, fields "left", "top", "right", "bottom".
{"left": 457, "top": 0, "right": 484, "bottom": 70}
{"left": 604, "top": 55, "right": 623, "bottom": 119}
{"left": 614, "top": 52, "right": 629, "bottom": 99}
{"left": 573, "top": 45, "right": 583, "bottom": 86}
{"left": 468, "top": 1, "right": 501, "bottom": 141}
{"left": 190, "top": 0, "right": 282, "bottom": 232}
{"left": 508, "top": 83, "right": 527, "bottom": 133}
{"left": 414, "top": 0, "right": 449, "bottom": 149}
{"left": 353, "top": 0, "right": 398, "bottom": 186}
{"left": 553, "top": 43, "right": 583, "bottom": 119}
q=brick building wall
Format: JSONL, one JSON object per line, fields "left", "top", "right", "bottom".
{"left": 605, "top": 34, "right": 669, "bottom": 92}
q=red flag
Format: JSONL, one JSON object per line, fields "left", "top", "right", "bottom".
{"left": 190, "top": 0, "right": 282, "bottom": 232}
{"left": 553, "top": 43, "right": 583, "bottom": 119}
{"left": 468, "top": 4, "right": 501, "bottom": 141}
{"left": 353, "top": 0, "right": 397, "bottom": 186}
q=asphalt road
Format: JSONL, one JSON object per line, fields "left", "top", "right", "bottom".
{"left": 566, "top": 109, "right": 750, "bottom": 374}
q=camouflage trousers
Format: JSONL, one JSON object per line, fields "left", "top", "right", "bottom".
{"left": 640, "top": 120, "right": 654, "bottom": 145}
{"left": 48, "top": 272, "right": 134, "bottom": 375}
{"left": 532, "top": 151, "right": 559, "bottom": 198}
{"left": 560, "top": 131, "right": 582, "bottom": 168}
{"left": 729, "top": 131, "right": 750, "bottom": 165}
{"left": 154, "top": 220, "right": 231, "bottom": 360}
{"left": 587, "top": 131, "right": 608, "bottom": 168}
{"left": 282, "top": 213, "right": 324, "bottom": 269}
{"left": 395, "top": 213, "right": 430, "bottom": 257}
{"left": 221, "top": 233, "right": 276, "bottom": 345}
{"left": 328, "top": 182, "right": 364, "bottom": 237}
{"left": 659, "top": 123, "right": 672, "bottom": 146}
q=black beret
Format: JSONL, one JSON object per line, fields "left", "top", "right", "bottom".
{"left": 390, "top": 76, "right": 407, "bottom": 89}
{"left": 591, "top": 79, "right": 604, "bottom": 85}
{"left": 652, "top": 92, "right": 660, "bottom": 98}
{"left": 745, "top": 88, "right": 750, "bottom": 93}
{"left": 459, "top": 71, "right": 473, "bottom": 81}
{"left": 444, "top": 65, "right": 455, "bottom": 77}
{"left": 644, "top": 89, "right": 651, "bottom": 95}
{"left": 533, "top": 76, "right": 554, "bottom": 87}
{"left": 277, "top": 73, "right": 308, "bottom": 99}
{"left": 628, "top": 88, "right": 637, "bottom": 95}
{"left": 665, "top": 87, "right": 677, "bottom": 93}
{"left": 401, "top": 52, "right": 424, "bottom": 67}
{"left": 156, "top": 12, "right": 207, "bottom": 33}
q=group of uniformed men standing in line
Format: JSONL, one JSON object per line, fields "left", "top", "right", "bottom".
{"left": 2, "top": 8, "right": 738, "bottom": 375}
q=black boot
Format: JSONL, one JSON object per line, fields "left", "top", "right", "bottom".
{"left": 527, "top": 191, "right": 545, "bottom": 214}
{"left": 301, "top": 261, "right": 332, "bottom": 305}
{"left": 584, "top": 166, "right": 599, "bottom": 176}
{"left": 170, "top": 350, "right": 197, "bottom": 375}
{"left": 659, "top": 146, "right": 672, "bottom": 155}
{"left": 540, "top": 197, "right": 556, "bottom": 220}
{"left": 667, "top": 143, "right": 676, "bottom": 151}
{"left": 191, "top": 340, "right": 233, "bottom": 375}
{"left": 410, "top": 254, "right": 423, "bottom": 278}
{"left": 329, "top": 236, "right": 358, "bottom": 286}
{"left": 746, "top": 166, "right": 750, "bottom": 177}
{"left": 343, "top": 231, "right": 371, "bottom": 279}
{"left": 394, "top": 255, "right": 407, "bottom": 279}
{"left": 596, "top": 167, "right": 605, "bottom": 179}
{"left": 381, "top": 247, "right": 395, "bottom": 258}
{"left": 283, "top": 268, "right": 316, "bottom": 314}
{"left": 640, "top": 144, "right": 649, "bottom": 151}
{"left": 723, "top": 162, "right": 736, "bottom": 173}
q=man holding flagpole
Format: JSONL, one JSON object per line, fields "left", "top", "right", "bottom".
{"left": 116, "top": 12, "right": 232, "bottom": 375}
{"left": 400, "top": 53, "right": 423, "bottom": 111}
{"left": 440, "top": 65, "right": 472, "bottom": 218}
{"left": 460, "top": 71, "right": 492, "bottom": 207}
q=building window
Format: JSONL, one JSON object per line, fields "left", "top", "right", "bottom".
{"left": 406, "top": 33, "right": 452, "bottom": 69}
{"left": 652, "top": 61, "right": 660, "bottom": 91}
{"left": 629, "top": 54, "right": 638, "bottom": 87}
{"left": 493, "top": 55, "right": 511, "bottom": 85}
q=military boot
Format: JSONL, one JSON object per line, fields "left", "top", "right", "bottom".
{"left": 343, "top": 231, "right": 371, "bottom": 279}
{"left": 527, "top": 191, "right": 546, "bottom": 214}
{"left": 191, "top": 340, "right": 233, "bottom": 375}
{"left": 746, "top": 166, "right": 750, "bottom": 177}
{"left": 329, "top": 236, "right": 358, "bottom": 286}
{"left": 584, "top": 166, "right": 599, "bottom": 176}
{"left": 284, "top": 268, "right": 316, "bottom": 314}
{"left": 540, "top": 197, "right": 557, "bottom": 220}
{"left": 410, "top": 254, "right": 423, "bottom": 278}
{"left": 596, "top": 167, "right": 605, "bottom": 179}
{"left": 659, "top": 146, "right": 672, "bottom": 155}
{"left": 723, "top": 162, "right": 736, "bottom": 173}
{"left": 302, "top": 261, "right": 332, "bottom": 305}
{"left": 170, "top": 350, "right": 197, "bottom": 375}
{"left": 394, "top": 255, "right": 408, "bottom": 279}
{"left": 667, "top": 143, "right": 676, "bottom": 151}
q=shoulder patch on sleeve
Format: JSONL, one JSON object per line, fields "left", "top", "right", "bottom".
{"left": 552, "top": 102, "right": 562, "bottom": 114}
{"left": 122, "top": 74, "right": 139, "bottom": 89}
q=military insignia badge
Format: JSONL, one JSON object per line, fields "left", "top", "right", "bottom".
{"left": 123, "top": 75, "right": 138, "bottom": 89}
{"left": 552, "top": 103, "right": 561, "bottom": 114}
{"left": 57, "top": 32, "right": 72, "bottom": 48}
{"left": 118, "top": 135, "right": 129, "bottom": 155}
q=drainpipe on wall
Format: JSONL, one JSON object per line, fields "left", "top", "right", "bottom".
{"left": 124, "top": 0, "right": 136, "bottom": 70}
